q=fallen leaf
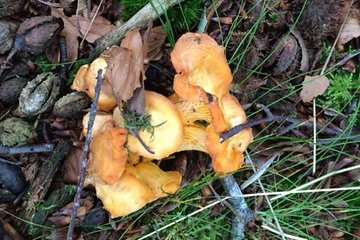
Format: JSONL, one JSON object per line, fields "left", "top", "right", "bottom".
{"left": 144, "top": 26, "right": 166, "bottom": 62}
{"left": 51, "top": 7, "right": 80, "bottom": 62}
{"left": 102, "top": 29, "right": 145, "bottom": 106}
{"left": 300, "top": 75, "right": 330, "bottom": 102}
{"left": 338, "top": 9, "right": 360, "bottom": 50}
{"left": 62, "top": 147, "right": 82, "bottom": 184}
{"left": 69, "top": 6, "right": 115, "bottom": 43}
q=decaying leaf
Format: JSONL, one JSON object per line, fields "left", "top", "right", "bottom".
{"left": 51, "top": 5, "right": 115, "bottom": 61}
{"left": 69, "top": 6, "right": 115, "bottom": 43}
{"left": 102, "top": 29, "right": 145, "bottom": 106}
{"left": 338, "top": 9, "right": 360, "bottom": 50}
{"left": 300, "top": 75, "right": 330, "bottom": 102}
{"left": 51, "top": 7, "right": 80, "bottom": 62}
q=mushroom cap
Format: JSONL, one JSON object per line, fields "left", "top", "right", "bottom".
{"left": 127, "top": 91, "right": 184, "bottom": 159}
{"left": 71, "top": 57, "right": 116, "bottom": 111}
{"left": 205, "top": 94, "right": 253, "bottom": 173}
{"left": 88, "top": 171, "right": 154, "bottom": 218}
{"left": 82, "top": 111, "right": 114, "bottom": 138}
{"left": 88, "top": 128, "right": 128, "bottom": 185}
{"left": 127, "top": 162, "right": 182, "bottom": 199}
{"left": 206, "top": 125, "right": 252, "bottom": 174}
{"left": 171, "top": 33, "right": 232, "bottom": 100}
{"left": 87, "top": 162, "right": 181, "bottom": 218}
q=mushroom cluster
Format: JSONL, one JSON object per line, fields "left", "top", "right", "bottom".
{"left": 72, "top": 32, "right": 253, "bottom": 218}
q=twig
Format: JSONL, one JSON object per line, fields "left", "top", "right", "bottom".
{"left": 66, "top": 69, "right": 104, "bottom": 240}
{"left": 332, "top": 48, "right": 360, "bottom": 68}
{"left": 219, "top": 105, "right": 344, "bottom": 143}
{"left": 0, "top": 157, "right": 22, "bottom": 165}
{"left": 220, "top": 175, "right": 253, "bottom": 240}
{"left": 59, "top": 36, "right": 68, "bottom": 82}
{"left": 92, "top": 0, "right": 185, "bottom": 58}
{"left": 0, "top": 144, "right": 54, "bottom": 155}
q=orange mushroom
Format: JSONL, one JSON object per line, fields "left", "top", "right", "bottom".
{"left": 87, "top": 128, "right": 128, "bottom": 185}
{"left": 82, "top": 111, "right": 114, "bottom": 138}
{"left": 205, "top": 94, "right": 253, "bottom": 174}
{"left": 86, "top": 162, "right": 181, "bottom": 218}
{"left": 117, "top": 91, "right": 184, "bottom": 160}
{"left": 71, "top": 57, "right": 117, "bottom": 111}
{"left": 171, "top": 33, "right": 232, "bottom": 102}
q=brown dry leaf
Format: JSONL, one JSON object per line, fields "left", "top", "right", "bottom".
{"left": 102, "top": 29, "right": 145, "bottom": 105}
{"left": 144, "top": 26, "right": 166, "bottom": 62}
{"left": 51, "top": 7, "right": 80, "bottom": 62}
{"left": 62, "top": 147, "right": 82, "bottom": 184}
{"left": 300, "top": 75, "right": 330, "bottom": 102}
{"left": 338, "top": 9, "right": 360, "bottom": 50}
{"left": 69, "top": 6, "right": 115, "bottom": 43}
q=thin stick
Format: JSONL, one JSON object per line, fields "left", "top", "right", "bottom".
{"left": 220, "top": 175, "right": 252, "bottom": 240}
{"left": 312, "top": 0, "right": 354, "bottom": 174}
{"left": 0, "top": 144, "right": 54, "bottom": 155}
{"left": 59, "top": 36, "right": 68, "bottom": 81}
{"left": 0, "top": 157, "right": 22, "bottom": 165}
{"left": 66, "top": 69, "right": 104, "bottom": 240}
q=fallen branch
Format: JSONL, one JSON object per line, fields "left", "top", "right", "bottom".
{"left": 0, "top": 143, "right": 54, "bottom": 155}
{"left": 66, "top": 69, "right": 104, "bottom": 240}
{"left": 91, "top": 0, "right": 185, "bottom": 57}
{"left": 220, "top": 175, "right": 253, "bottom": 240}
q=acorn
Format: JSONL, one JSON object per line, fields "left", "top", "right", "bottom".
{"left": 17, "top": 72, "right": 61, "bottom": 117}
{"left": 52, "top": 92, "right": 91, "bottom": 118}
{"left": 0, "top": 117, "right": 37, "bottom": 146}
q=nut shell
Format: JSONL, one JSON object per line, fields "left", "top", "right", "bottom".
{"left": 18, "top": 72, "right": 61, "bottom": 117}
{"left": 52, "top": 92, "right": 91, "bottom": 118}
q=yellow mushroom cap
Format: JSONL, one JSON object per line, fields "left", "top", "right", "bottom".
{"left": 87, "top": 128, "right": 128, "bottom": 185}
{"left": 87, "top": 162, "right": 181, "bottom": 218}
{"left": 82, "top": 111, "right": 114, "bottom": 138}
{"left": 87, "top": 171, "right": 154, "bottom": 218}
{"left": 126, "top": 91, "right": 184, "bottom": 159}
{"left": 71, "top": 57, "right": 116, "bottom": 111}
{"left": 127, "top": 162, "right": 182, "bottom": 199}
{"left": 171, "top": 33, "right": 232, "bottom": 100}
